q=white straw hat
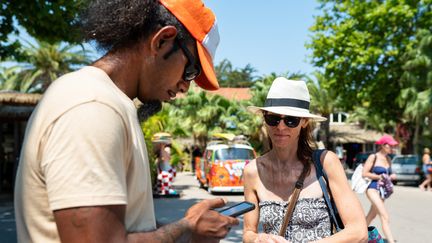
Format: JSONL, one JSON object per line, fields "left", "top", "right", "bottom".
{"left": 247, "top": 77, "right": 327, "bottom": 121}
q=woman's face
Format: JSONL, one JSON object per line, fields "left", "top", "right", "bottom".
{"left": 263, "top": 112, "right": 308, "bottom": 148}
{"left": 382, "top": 144, "right": 394, "bottom": 154}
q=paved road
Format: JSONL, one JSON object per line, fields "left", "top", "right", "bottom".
{"left": 155, "top": 172, "right": 432, "bottom": 243}
{"left": 1, "top": 172, "right": 431, "bottom": 242}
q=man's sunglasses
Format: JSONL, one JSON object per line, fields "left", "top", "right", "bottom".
{"left": 175, "top": 39, "right": 201, "bottom": 82}
{"left": 263, "top": 114, "right": 301, "bottom": 128}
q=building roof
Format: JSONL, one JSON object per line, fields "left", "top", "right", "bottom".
{"left": 176, "top": 87, "right": 252, "bottom": 101}
{"left": 330, "top": 123, "right": 385, "bottom": 144}
{"left": 207, "top": 88, "right": 251, "bottom": 101}
{"left": 0, "top": 92, "right": 42, "bottom": 121}
{"left": 0, "top": 92, "right": 42, "bottom": 105}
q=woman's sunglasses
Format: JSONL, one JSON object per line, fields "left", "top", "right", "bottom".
{"left": 263, "top": 114, "right": 301, "bottom": 128}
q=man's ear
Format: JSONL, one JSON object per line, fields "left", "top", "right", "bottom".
{"left": 149, "top": 26, "right": 178, "bottom": 54}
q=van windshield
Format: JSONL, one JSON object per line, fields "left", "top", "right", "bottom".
{"left": 214, "top": 148, "right": 255, "bottom": 161}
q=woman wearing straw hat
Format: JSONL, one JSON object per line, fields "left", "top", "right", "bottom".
{"left": 363, "top": 135, "right": 398, "bottom": 243}
{"left": 243, "top": 77, "right": 367, "bottom": 242}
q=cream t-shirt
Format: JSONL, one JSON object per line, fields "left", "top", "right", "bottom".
{"left": 14, "top": 66, "right": 156, "bottom": 242}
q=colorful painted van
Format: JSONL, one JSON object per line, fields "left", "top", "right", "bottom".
{"left": 196, "top": 134, "right": 256, "bottom": 193}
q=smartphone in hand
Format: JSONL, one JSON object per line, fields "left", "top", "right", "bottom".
{"left": 218, "top": 201, "right": 255, "bottom": 217}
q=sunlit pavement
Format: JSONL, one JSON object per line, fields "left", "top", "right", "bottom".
{"left": 1, "top": 172, "right": 431, "bottom": 242}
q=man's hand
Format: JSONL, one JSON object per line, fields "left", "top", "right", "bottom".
{"left": 184, "top": 198, "right": 239, "bottom": 239}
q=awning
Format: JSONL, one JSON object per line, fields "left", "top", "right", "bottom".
{"left": 330, "top": 124, "right": 384, "bottom": 144}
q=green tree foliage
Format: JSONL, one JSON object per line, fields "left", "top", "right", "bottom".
{"left": 168, "top": 88, "right": 257, "bottom": 147}
{"left": 1, "top": 0, "right": 87, "bottom": 60}
{"left": 141, "top": 105, "right": 189, "bottom": 178}
{"left": 4, "top": 40, "right": 90, "bottom": 93}
{"left": 140, "top": 86, "right": 259, "bottom": 174}
{"left": 306, "top": 72, "right": 339, "bottom": 147}
{"left": 308, "top": 0, "right": 432, "bottom": 126}
{"left": 215, "top": 59, "right": 258, "bottom": 87}
{"left": 397, "top": 29, "right": 432, "bottom": 152}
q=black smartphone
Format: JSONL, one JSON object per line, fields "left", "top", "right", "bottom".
{"left": 218, "top": 201, "right": 255, "bottom": 217}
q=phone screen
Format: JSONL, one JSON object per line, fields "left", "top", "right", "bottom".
{"left": 219, "top": 201, "right": 255, "bottom": 217}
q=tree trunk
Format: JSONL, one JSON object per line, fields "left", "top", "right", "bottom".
{"left": 322, "top": 114, "right": 331, "bottom": 149}
{"left": 413, "top": 117, "right": 420, "bottom": 155}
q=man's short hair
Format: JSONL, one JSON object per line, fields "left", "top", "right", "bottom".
{"left": 80, "top": 0, "right": 193, "bottom": 52}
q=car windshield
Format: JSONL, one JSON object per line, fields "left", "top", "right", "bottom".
{"left": 214, "top": 148, "right": 254, "bottom": 161}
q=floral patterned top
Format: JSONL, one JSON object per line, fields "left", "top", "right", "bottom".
{"left": 259, "top": 198, "right": 332, "bottom": 242}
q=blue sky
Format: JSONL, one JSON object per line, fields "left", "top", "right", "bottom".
{"left": 4, "top": 1, "right": 321, "bottom": 78}
{"left": 203, "top": 0, "right": 321, "bottom": 77}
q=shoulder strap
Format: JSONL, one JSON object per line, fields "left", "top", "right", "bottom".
{"left": 313, "top": 149, "right": 344, "bottom": 232}
{"left": 278, "top": 164, "right": 309, "bottom": 237}
{"left": 371, "top": 154, "right": 377, "bottom": 170}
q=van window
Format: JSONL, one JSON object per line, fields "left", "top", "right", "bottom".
{"left": 214, "top": 148, "right": 255, "bottom": 160}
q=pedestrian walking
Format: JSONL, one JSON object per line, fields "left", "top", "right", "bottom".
{"left": 155, "top": 142, "right": 178, "bottom": 196}
{"left": 419, "top": 147, "right": 432, "bottom": 191}
{"left": 363, "top": 135, "right": 398, "bottom": 243}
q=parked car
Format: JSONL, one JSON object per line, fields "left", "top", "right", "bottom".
{"left": 195, "top": 133, "right": 256, "bottom": 194}
{"left": 391, "top": 154, "right": 422, "bottom": 185}
{"left": 353, "top": 152, "right": 374, "bottom": 169}
{"left": 353, "top": 152, "right": 395, "bottom": 169}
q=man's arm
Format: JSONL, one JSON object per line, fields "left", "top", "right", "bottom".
{"left": 54, "top": 198, "right": 239, "bottom": 243}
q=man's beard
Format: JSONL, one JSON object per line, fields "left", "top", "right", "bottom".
{"left": 137, "top": 100, "right": 162, "bottom": 122}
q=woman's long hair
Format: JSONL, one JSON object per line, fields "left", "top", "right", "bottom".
{"left": 267, "top": 119, "right": 316, "bottom": 175}
{"left": 297, "top": 121, "right": 316, "bottom": 175}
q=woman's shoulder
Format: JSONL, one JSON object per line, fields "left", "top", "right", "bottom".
{"left": 321, "top": 150, "right": 346, "bottom": 175}
{"left": 321, "top": 150, "right": 339, "bottom": 163}
{"left": 244, "top": 158, "right": 258, "bottom": 174}
{"left": 244, "top": 154, "right": 270, "bottom": 177}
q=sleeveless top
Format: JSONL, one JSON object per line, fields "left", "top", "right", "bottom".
{"left": 259, "top": 198, "right": 332, "bottom": 242}
{"left": 368, "top": 166, "right": 391, "bottom": 190}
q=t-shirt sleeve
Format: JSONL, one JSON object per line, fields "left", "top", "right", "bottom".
{"left": 40, "top": 102, "right": 130, "bottom": 211}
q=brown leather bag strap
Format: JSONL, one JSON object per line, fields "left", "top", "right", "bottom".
{"left": 278, "top": 164, "right": 309, "bottom": 237}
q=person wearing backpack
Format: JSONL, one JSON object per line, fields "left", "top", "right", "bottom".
{"left": 362, "top": 135, "right": 398, "bottom": 243}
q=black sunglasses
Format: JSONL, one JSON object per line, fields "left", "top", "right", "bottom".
{"left": 175, "top": 39, "right": 201, "bottom": 82}
{"left": 263, "top": 114, "right": 301, "bottom": 128}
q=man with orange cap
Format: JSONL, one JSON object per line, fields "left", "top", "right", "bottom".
{"left": 14, "top": 0, "right": 238, "bottom": 242}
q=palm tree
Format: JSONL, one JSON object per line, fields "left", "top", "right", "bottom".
{"left": 397, "top": 30, "right": 432, "bottom": 153}
{"left": 6, "top": 40, "right": 91, "bottom": 93}
{"left": 306, "top": 72, "right": 338, "bottom": 148}
{"left": 215, "top": 59, "right": 258, "bottom": 87}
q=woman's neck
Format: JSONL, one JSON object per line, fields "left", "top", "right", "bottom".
{"left": 377, "top": 150, "right": 388, "bottom": 157}
{"left": 270, "top": 145, "right": 301, "bottom": 170}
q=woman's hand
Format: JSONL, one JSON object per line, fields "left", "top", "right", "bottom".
{"left": 254, "top": 233, "right": 290, "bottom": 243}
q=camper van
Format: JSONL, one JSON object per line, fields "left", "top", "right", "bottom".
{"left": 195, "top": 133, "right": 256, "bottom": 193}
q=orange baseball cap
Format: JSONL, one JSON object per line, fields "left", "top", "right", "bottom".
{"left": 159, "top": 0, "right": 220, "bottom": 90}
